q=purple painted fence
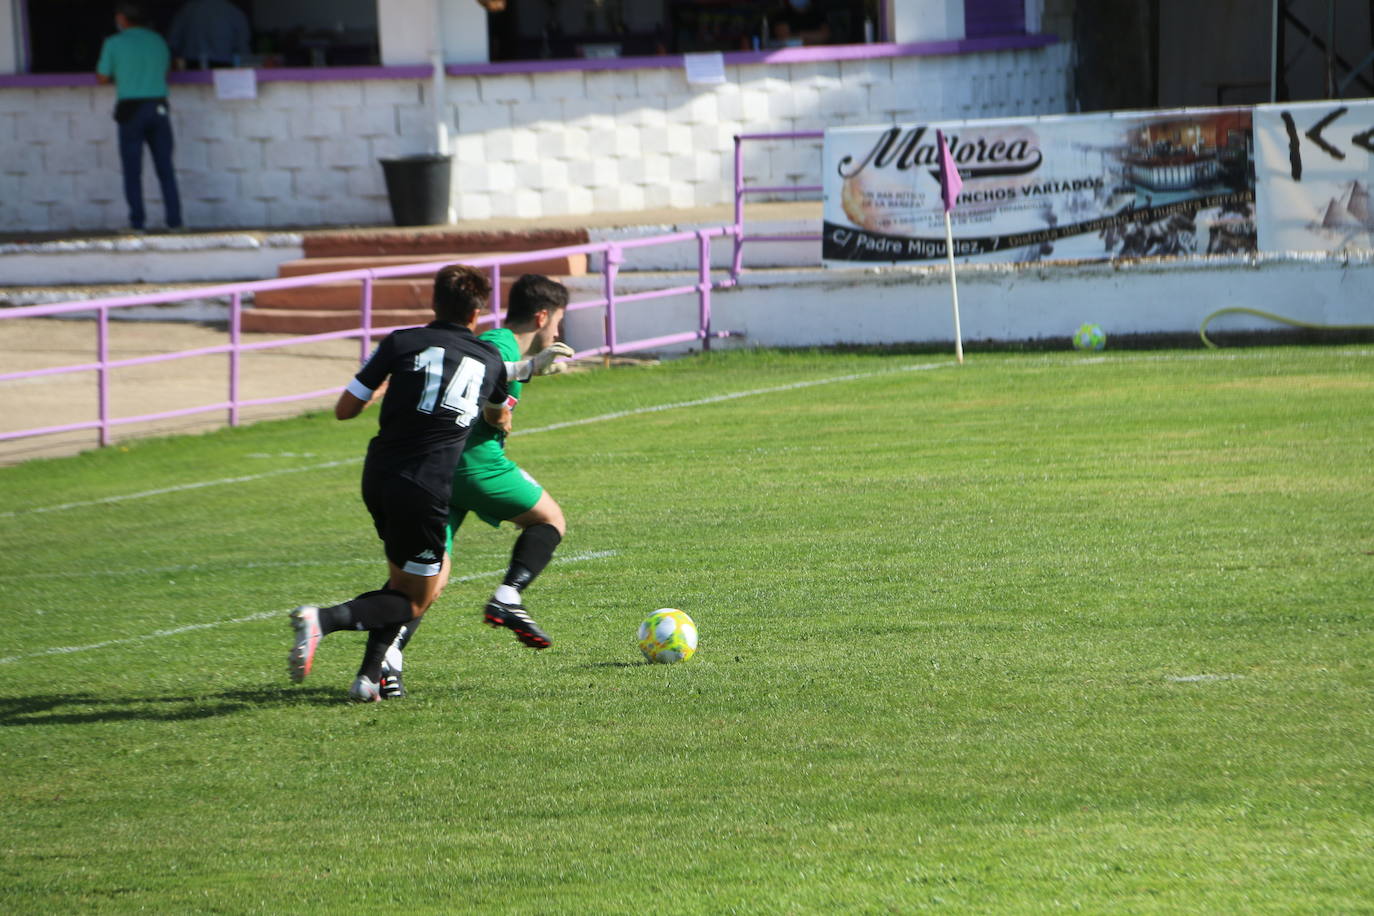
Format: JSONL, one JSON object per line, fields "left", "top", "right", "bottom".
{"left": 731, "top": 130, "right": 825, "bottom": 278}
{"left": 0, "top": 229, "right": 740, "bottom": 450}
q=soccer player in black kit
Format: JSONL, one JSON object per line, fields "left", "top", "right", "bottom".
{"left": 286, "top": 263, "right": 510, "bottom": 702}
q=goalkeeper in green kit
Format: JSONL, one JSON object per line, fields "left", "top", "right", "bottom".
{"left": 370, "top": 274, "right": 575, "bottom": 698}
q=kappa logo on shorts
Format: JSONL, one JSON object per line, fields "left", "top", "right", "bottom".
{"left": 416, "top": 549, "right": 438, "bottom": 561}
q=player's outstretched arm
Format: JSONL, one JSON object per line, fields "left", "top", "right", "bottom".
{"left": 506, "top": 343, "right": 574, "bottom": 382}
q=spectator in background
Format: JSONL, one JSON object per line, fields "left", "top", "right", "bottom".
{"left": 167, "top": 0, "right": 251, "bottom": 70}
{"left": 770, "top": 0, "right": 832, "bottom": 46}
{"left": 96, "top": 2, "right": 183, "bottom": 234}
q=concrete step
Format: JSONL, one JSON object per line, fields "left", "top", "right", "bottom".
{"left": 274, "top": 252, "right": 588, "bottom": 279}
{"left": 301, "top": 227, "right": 589, "bottom": 259}
{"left": 240, "top": 307, "right": 435, "bottom": 335}
{"left": 0, "top": 203, "right": 820, "bottom": 287}
{"left": 253, "top": 275, "right": 526, "bottom": 311}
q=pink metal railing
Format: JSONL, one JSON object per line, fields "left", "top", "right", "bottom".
{"left": 0, "top": 227, "right": 740, "bottom": 449}
{"left": 731, "top": 130, "right": 825, "bottom": 279}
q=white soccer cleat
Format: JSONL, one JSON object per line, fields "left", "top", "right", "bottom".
{"left": 379, "top": 651, "right": 406, "bottom": 699}
{"left": 287, "top": 605, "right": 322, "bottom": 683}
{"left": 348, "top": 675, "right": 382, "bottom": 703}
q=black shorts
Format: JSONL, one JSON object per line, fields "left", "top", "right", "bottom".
{"left": 361, "top": 463, "right": 448, "bottom": 577}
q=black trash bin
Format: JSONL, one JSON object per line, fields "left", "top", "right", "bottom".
{"left": 378, "top": 154, "right": 453, "bottom": 226}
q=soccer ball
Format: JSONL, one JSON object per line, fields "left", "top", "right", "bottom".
{"left": 1072, "top": 323, "right": 1107, "bottom": 351}
{"left": 638, "top": 609, "right": 698, "bottom": 664}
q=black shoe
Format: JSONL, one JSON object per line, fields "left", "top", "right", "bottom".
{"left": 483, "top": 598, "right": 551, "bottom": 649}
{"left": 378, "top": 667, "right": 406, "bottom": 699}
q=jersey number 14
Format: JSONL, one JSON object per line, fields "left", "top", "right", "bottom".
{"left": 414, "top": 347, "right": 485, "bottom": 427}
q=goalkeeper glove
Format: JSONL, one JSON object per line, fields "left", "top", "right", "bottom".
{"left": 531, "top": 342, "right": 574, "bottom": 375}
{"left": 509, "top": 342, "right": 575, "bottom": 381}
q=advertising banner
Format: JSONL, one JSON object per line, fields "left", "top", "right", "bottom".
{"left": 1255, "top": 99, "right": 1374, "bottom": 253}
{"left": 822, "top": 109, "right": 1257, "bottom": 266}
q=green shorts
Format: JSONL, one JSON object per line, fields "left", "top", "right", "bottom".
{"left": 446, "top": 457, "right": 543, "bottom": 547}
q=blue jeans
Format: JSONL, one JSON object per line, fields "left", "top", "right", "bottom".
{"left": 117, "top": 100, "right": 182, "bottom": 230}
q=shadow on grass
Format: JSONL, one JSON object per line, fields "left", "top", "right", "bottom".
{"left": 0, "top": 686, "right": 345, "bottom": 726}
{"left": 579, "top": 661, "right": 643, "bottom": 669}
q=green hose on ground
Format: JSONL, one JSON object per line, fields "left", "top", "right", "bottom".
{"left": 1199, "top": 307, "right": 1374, "bottom": 349}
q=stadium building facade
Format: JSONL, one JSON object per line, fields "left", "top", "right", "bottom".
{"left": 0, "top": 1, "right": 1071, "bottom": 233}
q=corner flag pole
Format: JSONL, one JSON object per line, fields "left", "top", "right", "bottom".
{"left": 942, "top": 207, "right": 963, "bottom": 365}
{"left": 936, "top": 129, "right": 964, "bottom": 364}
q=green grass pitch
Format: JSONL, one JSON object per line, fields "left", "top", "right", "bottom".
{"left": 1, "top": 347, "right": 1371, "bottom": 912}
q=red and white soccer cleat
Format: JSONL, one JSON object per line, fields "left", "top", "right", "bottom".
{"left": 287, "top": 605, "right": 323, "bottom": 683}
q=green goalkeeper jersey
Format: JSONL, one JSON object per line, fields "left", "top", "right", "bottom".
{"left": 458, "top": 327, "right": 523, "bottom": 470}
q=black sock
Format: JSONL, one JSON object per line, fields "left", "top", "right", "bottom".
{"left": 361, "top": 616, "right": 423, "bottom": 679}
{"left": 357, "top": 622, "right": 401, "bottom": 682}
{"left": 504, "top": 524, "right": 562, "bottom": 591}
{"left": 319, "top": 588, "right": 413, "bottom": 634}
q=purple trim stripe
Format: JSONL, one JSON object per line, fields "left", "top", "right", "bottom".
{"left": 0, "top": 35, "right": 1058, "bottom": 89}
{"left": 0, "top": 65, "right": 430, "bottom": 89}
{"left": 444, "top": 35, "right": 1056, "bottom": 76}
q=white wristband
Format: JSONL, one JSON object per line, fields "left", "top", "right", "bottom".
{"left": 506, "top": 359, "right": 534, "bottom": 383}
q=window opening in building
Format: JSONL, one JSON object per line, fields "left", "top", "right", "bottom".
{"left": 486, "top": 0, "right": 877, "bottom": 62}
{"left": 23, "top": 0, "right": 379, "bottom": 74}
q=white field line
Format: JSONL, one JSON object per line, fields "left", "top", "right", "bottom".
{"left": 0, "top": 458, "right": 360, "bottom": 519}
{"left": 1165, "top": 673, "right": 1244, "bottom": 682}
{"left": 4, "top": 347, "right": 1369, "bottom": 522}
{"left": 0, "top": 360, "right": 955, "bottom": 519}
{"left": 0, "top": 550, "right": 616, "bottom": 665}
{"left": 515, "top": 359, "right": 954, "bottom": 435}
{"left": 0, "top": 555, "right": 378, "bottom": 581}
{"left": 0, "top": 548, "right": 617, "bottom": 583}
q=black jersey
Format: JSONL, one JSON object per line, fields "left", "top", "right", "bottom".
{"left": 348, "top": 321, "right": 508, "bottom": 498}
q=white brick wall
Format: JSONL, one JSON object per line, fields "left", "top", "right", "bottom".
{"left": 455, "top": 192, "right": 493, "bottom": 220}
{"left": 291, "top": 108, "right": 344, "bottom": 141}
{"left": 320, "top": 140, "right": 370, "bottom": 170}
{"left": 486, "top": 127, "right": 539, "bottom": 162}
{"left": 510, "top": 100, "right": 564, "bottom": 127}
{"left": 241, "top": 169, "right": 292, "bottom": 201}
{"left": 310, "top": 82, "right": 365, "bottom": 108}
{"left": 541, "top": 185, "right": 594, "bottom": 214}
{"left": 235, "top": 107, "right": 292, "bottom": 141}
{"left": 362, "top": 80, "right": 421, "bottom": 107}
{"left": 4, "top": 46, "right": 1072, "bottom": 232}
{"left": 265, "top": 138, "right": 320, "bottom": 170}
{"left": 640, "top": 123, "right": 693, "bottom": 157}
{"left": 0, "top": 88, "right": 35, "bottom": 113}
{"left": 478, "top": 74, "right": 534, "bottom": 103}
{"left": 515, "top": 158, "right": 569, "bottom": 191}
{"left": 455, "top": 103, "right": 511, "bottom": 133}
{"left": 530, "top": 71, "right": 585, "bottom": 101}
{"left": 535, "top": 126, "right": 589, "bottom": 160}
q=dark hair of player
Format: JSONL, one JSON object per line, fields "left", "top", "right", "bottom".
{"left": 117, "top": 2, "right": 148, "bottom": 23}
{"left": 506, "top": 274, "right": 569, "bottom": 326}
{"left": 432, "top": 264, "right": 491, "bottom": 324}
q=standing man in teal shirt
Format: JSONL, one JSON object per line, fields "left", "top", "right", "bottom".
{"left": 96, "top": 3, "right": 184, "bottom": 233}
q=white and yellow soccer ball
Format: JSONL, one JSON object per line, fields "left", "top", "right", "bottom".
{"left": 1072, "top": 323, "right": 1107, "bottom": 351}
{"left": 638, "top": 609, "right": 698, "bottom": 664}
